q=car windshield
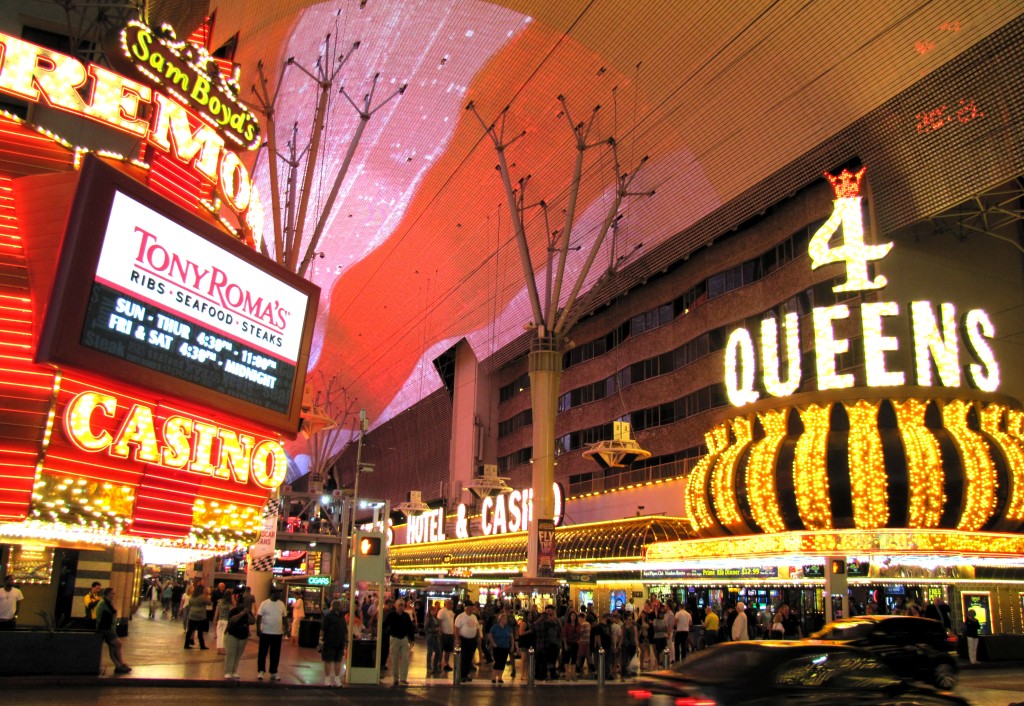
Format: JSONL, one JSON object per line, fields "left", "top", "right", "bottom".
{"left": 811, "top": 621, "right": 874, "bottom": 640}
{"left": 774, "top": 651, "right": 901, "bottom": 689}
{"left": 672, "top": 645, "right": 770, "bottom": 678}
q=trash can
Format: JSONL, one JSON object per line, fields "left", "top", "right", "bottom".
{"left": 351, "top": 638, "right": 378, "bottom": 668}
{"left": 298, "top": 617, "right": 321, "bottom": 648}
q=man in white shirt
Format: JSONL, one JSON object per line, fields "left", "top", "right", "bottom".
{"left": 731, "top": 602, "right": 749, "bottom": 642}
{"left": 256, "top": 589, "right": 288, "bottom": 680}
{"left": 453, "top": 604, "right": 481, "bottom": 682}
{"left": 0, "top": 575, "right": 23, "bottom": 630}
{"left": 437, "top": 599, "right": 455, "bottom": 671}
{"left": 673, "top": 604, "right": 692, "bottom": 662}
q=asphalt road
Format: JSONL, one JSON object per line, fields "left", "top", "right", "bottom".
{"left": 4, "top": 664, "right": 1022, "bottom": 706}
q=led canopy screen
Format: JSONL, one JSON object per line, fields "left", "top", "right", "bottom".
{"left": 38, "top": 156, "right": 319, "bottom": 434}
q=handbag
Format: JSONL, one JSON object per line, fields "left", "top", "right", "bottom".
{"left": 628, "top": 653, "right": 640, "bottom": 675}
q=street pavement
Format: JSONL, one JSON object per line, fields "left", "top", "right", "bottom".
{"left": 5, "top": 610, "right": 1023, "bottom": 705}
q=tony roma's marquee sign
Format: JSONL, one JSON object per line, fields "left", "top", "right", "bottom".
{"left": 90, "top": 190, "right": 307, "bottom": 410}
{"left": 0, "top": 27, "right": 265, "bottom": 242}
{"left": 38, "top": 156, "right": 319, "bottom": 434}
{"left": 724, "top": 167, "right": 999, "bottom": 407}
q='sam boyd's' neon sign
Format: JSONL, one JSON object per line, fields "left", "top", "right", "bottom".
{"left": 724, "top": 167, "right": 999, "bottom": 407}
{"left": 0, "top": 28, "right": 264, "bottom": 243}
{"left": 405, "top": 483, "right": 565, "bottom": 544}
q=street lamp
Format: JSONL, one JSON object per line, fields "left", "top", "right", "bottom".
{"left": 349, "top": 409, "right": 370, "bottom": 537}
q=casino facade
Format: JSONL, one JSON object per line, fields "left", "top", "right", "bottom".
{"left": 1, "top": 1, "right": 1024, "bottom": 644}
{"left": 0, "top": 17, "right": 316, "bottom": 626}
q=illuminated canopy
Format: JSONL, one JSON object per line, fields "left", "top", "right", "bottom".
{"left": 200, "top": 1, "right": 1024, "bottom": 429}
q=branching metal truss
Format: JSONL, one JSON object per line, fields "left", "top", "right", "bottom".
{"left": 928, "top": 178, "right": 1024, "bottom": 255}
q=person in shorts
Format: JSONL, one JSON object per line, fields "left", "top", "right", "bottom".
{"left": 321, "top": 599, "right": 348, "bottom": 686}
{"left": 438, "top": 598, "right": 455, "bottom": 671}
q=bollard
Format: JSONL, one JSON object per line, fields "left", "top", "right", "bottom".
{"left": 662, "top": 646, "right": 671, "bottom": 670}
{"left": 527, "top": 647, "right": 535, "bottom": 687}
{"left": 453, "top": 645, "right": 462, "bottom": 687}
{"left": 597, "top": 647, "right": 606, "bottom": 687}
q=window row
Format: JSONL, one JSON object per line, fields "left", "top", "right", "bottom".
{"left": 561, "top": 219, "right": 820, "bottom": 373}
{"left": 499, "top": 372, "right": 531, "bottom": 403}
{"left": 498, "top": 408, "right": 533, "bottom": 438}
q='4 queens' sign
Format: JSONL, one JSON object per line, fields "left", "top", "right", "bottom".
{"left": 724, "top": 167, "right": 999, "bottom": 407}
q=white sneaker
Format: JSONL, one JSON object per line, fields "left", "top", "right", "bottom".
{"left": 225, "top": 673, "right": 233, "bottom": 679}
{"left": 257, "top": 671, "right": 265, "bottom": 680}
{"left": 324, "top": 676, "right": 332, "bottom": 686}
{"left": 333, "top": 676, "right": 341, "bottom": 687}
{"left": 270, "top": 674, "right": 281, "bottom": 681}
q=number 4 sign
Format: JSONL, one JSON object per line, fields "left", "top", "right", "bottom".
{"left": 808, "top": 167, "right": 893, "bottom": 293}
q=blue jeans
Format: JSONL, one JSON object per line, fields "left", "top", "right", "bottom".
{"left": 426, "top": 633, "right": 442, "bottom": 674}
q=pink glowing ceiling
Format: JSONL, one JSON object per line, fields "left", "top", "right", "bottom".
{"left": 205, "top": 0, "right": 1022, "bottom": 431}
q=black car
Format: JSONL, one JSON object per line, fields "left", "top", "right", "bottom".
{"left": 809, "top": 615, "right": 958, "bottom": 689}
{"left": 628, "top": 642, "right": 969, "bottom": 706}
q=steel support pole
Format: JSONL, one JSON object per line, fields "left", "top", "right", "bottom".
{"left": 526, "top": 336, "right": 561, "bottom": 578}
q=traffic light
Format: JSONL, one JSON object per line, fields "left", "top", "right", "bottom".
{"left": 359, "top": 536, "right": 382, "bottom": 556}
{"left": 830, "top": 559, "right": 846, "bottom": 575}
{"left": 351, "top": 529, "right": 386, "bottom": 583}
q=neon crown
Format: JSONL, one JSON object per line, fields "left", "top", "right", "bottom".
{"left": 825, "top": 167, "right": 866, "bottom": 199}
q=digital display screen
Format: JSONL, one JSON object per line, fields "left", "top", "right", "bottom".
{"left": 82, "top": 191, "right": 305, "bottom": 414}
{"left": 38, "top": 156, "right": 319, "bottom": 434}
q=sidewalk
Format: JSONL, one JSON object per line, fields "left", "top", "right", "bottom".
{"left": 50, "top": 610, "right": 610, "bottom": 688}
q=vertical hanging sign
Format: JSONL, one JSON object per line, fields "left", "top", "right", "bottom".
{"left": 537, "top": 518, "right": 556, "bottom": 577}
{"left": 248, "top": 496, "right": 279, "bottom": 574}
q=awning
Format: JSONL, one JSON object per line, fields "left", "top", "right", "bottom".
{"left": 389, "top": 515, "right": 694, "bottom": 571}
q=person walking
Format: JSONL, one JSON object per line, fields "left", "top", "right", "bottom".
{"left": 320, "top": 598, "right": 348, "bottom": 686}
{"left": 620, "top": 613, "right": 638, "bottom": 680}
{"left": 386, "top": 597, "right": 416, "bottom": 687}
{"left": 731, "top": 602, "right": 749, "bottom": 642}
{"left": 424, "top": 600, "right": 442, "bottom": 677}
{"left": 673, "top": 604, "right": 692, "bottom": 662}
{"left": 184, "top": 585, "right": 211, "bottom": 649}
{"left": 652, "top": 608, "right": 670, "bottom": 665}
{"left": 223, "top": 591, "right": 253, "bottom": 679}
{"left": 964, "top": 609, "right": 981, "bottom": 665}
{"left": 95, "top": 587, "right": 131, "bottom": 673}
{"left": 0, "top": 575, "right": 24, "bottom": 630}
{"left": 289, "top": 590, "right": 305, "bottom": 644}
{"left": 454, "top": 603, "right": 481, "bottom": 683}
{"left": 170, "top": 581, "right": 185, "bottom": 621}
{"left": 577, "top": 612, "right": 591, "bottom": 677}
{"left": 488, "top": 611, "right": 515, "bottom": 684}
{"left": 83, "top": 581, "right": 102, "bottom": 629}
{"left": 518, "top": 607, "right": 537, "bottom": 679}
{"left": 703, "top": 606, "right": 720, "bottom": 647}
{"left": 160, "top": 582, "right": 173, "bottom": 618}
{"left": 561, "top": 610, "right": 583, "bottom": 681}
{"left": 146, "top": 580, "right": 161, "bottom": 620}
{"left": 256, "top": 588, "right": 288, "bottom": 680}
{"left": 437, "top": 598, "right": 455, "bottom": 673}
{"left": 213, "top": 587, "right": 233, "bottom": 655}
